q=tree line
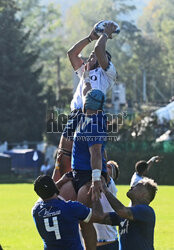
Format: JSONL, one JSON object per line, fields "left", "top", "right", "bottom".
{"left": 0, "top": 0, "right": 173, "bottom": 143}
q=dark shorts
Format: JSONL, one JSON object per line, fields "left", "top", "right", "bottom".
{"left": 96, "top": 240, "right": 119, "bottom": 250}
{"left": 69, "top": 170, "right": 107, "bottom": 194}
{"left": 62, "top": 109, "right": 82, "bottom": 139}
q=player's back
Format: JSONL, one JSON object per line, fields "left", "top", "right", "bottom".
{"left": 32, "top": 197, "right": 90, "bottom": 250}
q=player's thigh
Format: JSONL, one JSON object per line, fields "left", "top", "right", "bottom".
{"left": 77, "top": 182, "right": 92, "bottom": 207}
{"left": 60, "top": 154, "right": 71, "bottom": 175}
{"left": 59, "top": 135, "right": 73, "bottom": 152}
{"left": 58, "top": 135, "right": 72, "bottom": 174}
{"left": 59, "top": 181, "right": 77, "bottom": 201}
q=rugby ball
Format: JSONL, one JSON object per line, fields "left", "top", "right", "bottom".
{"left": 94, "top": 20, "right": 120, "bottom": 36}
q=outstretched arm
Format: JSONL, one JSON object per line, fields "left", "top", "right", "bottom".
{"left": 102, "top": 178, "right": 133, "bottom": 220}
{"left": 89, "top": 187, "right": 121, "bottom": 225}
{"left": 94, "top": 22, "right": 117, "bottom": 70}
{"left": 89, "top": 144, "right": 103, "bottom": 200}
{"left": 82, "top": 64, "right": 92, "bottom": 97}
{"left": 67, "top": 30, "right": 99, "bottom": 71}
{"left": 146, "top": 156, "right": 160, "bottom": 172}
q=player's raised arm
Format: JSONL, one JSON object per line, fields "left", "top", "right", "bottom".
{"left": 88, "top": 187, "right": 121, "bottom": 225}
{"left": 67, "top": 29, "right": 99, "bottom": 71}
{"left": 147, "top": 155, "right": 160, "bottom": 172}
{"left": 94, "top": 22, "right": 117, "bottom": 70}
{"left": 101, "top": 177, "right": 134, "bottom": 220}
{"left": 82, "top": 64, "right": 92, "bottom": 97}
{"left": 89, "top": 144, "right": 103, "bottom": 200}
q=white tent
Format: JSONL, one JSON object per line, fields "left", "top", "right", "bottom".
{"left": 155, "top": 101, "right": 174, "bottom": 123}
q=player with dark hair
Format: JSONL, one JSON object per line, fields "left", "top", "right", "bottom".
{"left": 135, "top": 160, "right": 148, "bottom": 176}
{"left": 32, "top": 175, "right": 119, "bottom": 250}
{"left": 102, "top": 177, "right": 158, "bottom": 250}
{"left": 130, "top": 156, "right": 160, "bottom": 187}
{"left": 55, "top": 22, "right": 118, "bottom": 178}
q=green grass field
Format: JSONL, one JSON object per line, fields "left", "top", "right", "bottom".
{"left": 1, "top": 184, "right": 174, "bottom": 250}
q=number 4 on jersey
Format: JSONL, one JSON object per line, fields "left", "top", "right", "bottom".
{"left": 44, "top": 217, "right": 61, "bottom": 240}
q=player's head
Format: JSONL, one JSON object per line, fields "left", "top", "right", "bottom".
{"left": 87, "top": 50, "right": 111, "bottom": 70}
{"left": 135, "top": 160, "right": 148, "bottom": 176}
{"left": 127, "top": 178, "right": 157, "bottom": 204}
{"left": 34, "top": 175, "right": 59, "bottom": 200}
{"left": 106, "top": 160, "right": 119, "bottom": 182}
{"left": 84, "top": 89, "right": 105, "bottom": 111}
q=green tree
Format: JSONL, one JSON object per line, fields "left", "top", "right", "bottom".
{"left": 0, "top": 0, "right": 46, "bottom": 142}
{"left": 17, "top": 0, "right": 67, "bottom": 106}
{"left": 138, "top": 0, "right": 174, "bottom": 100}
{"left": 63, "top": 0, "right": 174, "bottom": 105}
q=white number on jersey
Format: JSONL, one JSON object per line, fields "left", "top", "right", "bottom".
{"left": 44, "top": 216, "right": 61, "bottom": 240}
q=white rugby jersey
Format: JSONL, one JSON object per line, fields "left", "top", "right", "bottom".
{"left": 130, "top": 172, "right": 143, "bottom": 187}
{"left": 70, "top": 62, "right": 116, "bottom": 111}
{"left": 94, "top": 178, "right": 118, "bottom": 243}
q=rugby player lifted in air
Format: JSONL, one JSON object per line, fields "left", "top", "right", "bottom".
{"left": 54, "top": 22, "right": 118, "bottom": 180}
{"left": 57, "top": 88, "right": 107, "bottom": 250}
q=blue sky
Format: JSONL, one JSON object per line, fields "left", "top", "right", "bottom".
{"left": 41, "top": 0, "right": 150, "bottom": 23}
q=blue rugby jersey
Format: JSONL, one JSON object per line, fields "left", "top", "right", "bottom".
{"left": 32, "top": 198, "right": 91, "bottom": 250}
{"left": 119, "top": 204, "right": 155, "bottom": 250}
{"left": 71, "top": 112, "right": 107, "bottom": 172}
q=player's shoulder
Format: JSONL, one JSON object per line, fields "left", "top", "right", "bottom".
{"left": 63, "top": 200, "right": 88, "bottom": 216}
{"left": 130, "top": 204, "right": 155, "bottom": 225}
{"left": 66, "top": 200, "right": 84, "bottom": 208}
{"left": 66, "top": 200, "right": 90, "bottom": 212}
{"left": 134, "top": 204, "right": 155, "bottom": 216}
{"left": 102, "top": 61, "right": 116, "bottom": 73}
{"left": 31, "top": 198, "right": 43, "bottom": 215}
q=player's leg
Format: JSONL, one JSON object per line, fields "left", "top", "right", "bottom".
{"left": 52, "top": 139, "right": 72, "bottom": 182}
{"left": 58, "top": 135, "right": 72, "bottom": 176}
{"left": 77, "top": 182, "right": 97, "bottom": 250}
{"left": 57, "top": 109, "right": 82, "bottom": 178}
{"left": 59, "top": 180, "right": 77, "bottom": 201}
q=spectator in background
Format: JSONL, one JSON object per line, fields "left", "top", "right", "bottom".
{"left": 130, "top": 156, "right": 160, "bottom": 187}
{"left": 40, "top": 159, "right": 51, "bottom": 175}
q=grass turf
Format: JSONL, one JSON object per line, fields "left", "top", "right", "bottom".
{"left": 1, "top": 184, "right": 174, "bottom": 249}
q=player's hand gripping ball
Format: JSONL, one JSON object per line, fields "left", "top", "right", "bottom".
{"left": 94, "top": 20, "right": 120, "bottom": 36}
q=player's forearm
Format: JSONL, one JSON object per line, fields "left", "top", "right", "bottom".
{"left": 52, "top": 168, "right": 61, "bottom": 183}
{"left": 91, "top": 194, "right": 121, "bottom": 225}
{"left": 94, "top": 34, "right": 109, "bottom": 69}
{"left": 147, "top": 156, "right": 158, "bottom": 170}
{"left": 91, "top": 151, "right": 102, "bottom": 171}
{"left": 104, "top": 190, "right": 133, "bottom": 220}
{"left": 91, "top": 197, "right": 118, "bottom": 225}
{"left": 94, "top": 34, "right": 107, "bottom": 57}
{"left": 68, "top": 37, "right": 91, "bottom": 57}
{"left": 105, "top": 190, "right": 124, "bottom": 212}
{"left": 91, "top": 199, "right": 104, "bottom": 222}
{"left": 146, "top": 160, "right": 153, "bottom": 171}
